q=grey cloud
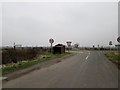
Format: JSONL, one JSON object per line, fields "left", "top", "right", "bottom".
{"left": 2, "top": 2, "right": 118, "bottom": 47}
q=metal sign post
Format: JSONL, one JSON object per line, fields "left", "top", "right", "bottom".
{"left": 109, "top": 41, "right": 112, "bottom": 51}
{"left": 97, "top": 45, "right": 99, "bottom": 50}
{"left": 49, "top": 38, "right": 54, "bottom": 54}
{"left": 117, "top": 36, "right": 120, "bottom": 52}
{"left": 51, "top": 43, "right": 53, "bottom": 53}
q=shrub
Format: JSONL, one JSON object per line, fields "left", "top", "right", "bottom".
{"left": 2, "top": 47, "right": 50, "bottom": 64}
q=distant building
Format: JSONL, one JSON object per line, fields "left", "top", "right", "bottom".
{"left": 53, "top": 44, "right": 65, "bottom": 54}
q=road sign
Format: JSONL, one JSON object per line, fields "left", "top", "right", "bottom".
{"left": 49, "top": 38, "right": 54, "bottom": 44}
{"left": 109, "top": 41, "right": 112, "bottom": 45}
{"left": 117, "top": 36, "right": 120, "bottom": 43}
{"left": 49, "top": 38, "right": 54, "bottom": 54}
{"left": 66, "top": 41, "right": 72, "bottom": 47}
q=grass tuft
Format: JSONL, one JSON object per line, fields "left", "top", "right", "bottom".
{"left": 105, "top": 52, "right": 120, "bottom": 69}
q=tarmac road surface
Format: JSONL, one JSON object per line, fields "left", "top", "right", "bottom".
{"left": 3, "top": 51, "right": 118, "bottom": 88}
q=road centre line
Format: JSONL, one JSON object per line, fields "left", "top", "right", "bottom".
{"left": 86, "top": 52, "right": 90, "bottom": 60}
{"left": 86, "top": 55, "right": 89, "bottom": 60}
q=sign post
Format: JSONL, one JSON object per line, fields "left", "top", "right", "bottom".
{"left": 109, "top": 41, "right": 112, "bottom": 51}
{"left": 97, "top": 45, "right": 99, "bottom": 50}
{"left": 49, "top": 38, "right": 54, "bottom": 54}
{"left": 13, "top": 42, "right": 16, "bottom": 49}
{"left": 117, "top": 36, "right": 120, "bottom": 52}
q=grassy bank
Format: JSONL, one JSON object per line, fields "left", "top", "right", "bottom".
{"left": 105, "top": 52, "right": 120, "bottom": 69}
{"left": 2, "top": 52, "right": 72, "bottom": 75}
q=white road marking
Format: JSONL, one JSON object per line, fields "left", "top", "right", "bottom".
{"left": 86, "top": 56, "right": 89, "bottom": 60}
{"left": 86, "top": 52, "right": 90, "bottom": 60}
{"left": 0, "top": 77, "right": 7, "bottom": 80}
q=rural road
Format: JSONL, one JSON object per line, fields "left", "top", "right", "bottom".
{"left": 3, "top": 51, "right": 118, "bottom": 88}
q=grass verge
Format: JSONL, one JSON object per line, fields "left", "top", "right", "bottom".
{"left": 105, "top": 51, "right": 120, "bottom": 69}
{"left": 2, "top": 52, "right": 72, "bottom": 75}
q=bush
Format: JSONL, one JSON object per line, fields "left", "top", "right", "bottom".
{"left": 2, "top": 47, "right": 49, "bottom": 64}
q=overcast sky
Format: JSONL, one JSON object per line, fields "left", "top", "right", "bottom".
{"left": 1, "top": 1, "right": 118, "bottom": 47}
